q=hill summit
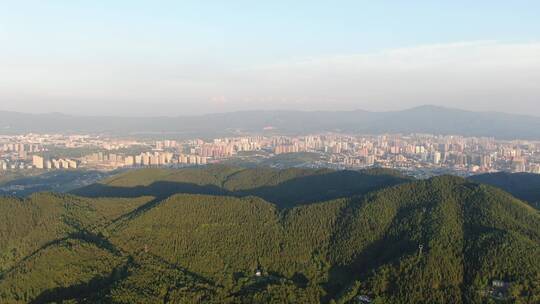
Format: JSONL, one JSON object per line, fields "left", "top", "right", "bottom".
{"left": 0, "top": 167, "right": 538, "bottom": 303}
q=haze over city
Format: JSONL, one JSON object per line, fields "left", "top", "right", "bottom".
{"left": 1, "top": 1, "right": 539, "bottom": 116}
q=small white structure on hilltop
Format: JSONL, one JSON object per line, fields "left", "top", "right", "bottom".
{"left": 492, "top": 280, "right": 509, "bottom": 288}
{"left": 357, "top": 295, "right": 373, "bottom": 303}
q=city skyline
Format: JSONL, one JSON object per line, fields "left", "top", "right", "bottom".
{"left": 2, "top": 132, "right": 540, "bottom": 179}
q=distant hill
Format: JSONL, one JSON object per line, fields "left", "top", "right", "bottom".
{"left": 72, "top": 165, "right": 411, "bottom": 208}
{"left": 469, "top": 172, "right": 540, "bottom": 209}
{"left": 2, "top": 105, "right": 540, "bottom": 139}
{"left": 1, "top": 166, "right": 539, "bottom": 303}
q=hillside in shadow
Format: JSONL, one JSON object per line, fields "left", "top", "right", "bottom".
{"left": 2, "top": 173, "right": 539, "bottom": 303}
{"left": 469, "top": 172, "right": 540, "bottom": 209}
{"left": 71, "top": 167, "right": 412, "bottom": 208}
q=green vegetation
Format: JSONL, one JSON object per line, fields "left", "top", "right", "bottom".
{"left": 470, "top": 172, "right": 540, "bottom": 209}
{"left": 73, "top": 165, "right": 410, "bottom": 208}
{"left": 40, "top": 145, "right": 104, "bottom": 159}
{"left": 0, "top": 170, "right": 43, "bottom": 186}
{"left": 260, "top": 152, "right": 326, "bottom": 167}
{"left": 0, "top": 170, "right": 110, "bottom": 197}
{"left": 0, "top": 166, "right": 538, "bottom": 303}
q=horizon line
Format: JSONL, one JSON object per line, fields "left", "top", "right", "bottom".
{"left": 1, "top": 104, "right": 537, "bottom": 119}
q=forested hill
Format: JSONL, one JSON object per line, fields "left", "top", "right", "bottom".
{"left": 72, "top": 166, "right": 411, "bottom": 208}
{"left": 469, "top": 172, "right": 540, "bottom": 209}
{"left": 0, "top": 170, "right": 539, "bottom": 303}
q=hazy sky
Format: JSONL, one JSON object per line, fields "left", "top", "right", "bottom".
{"left": 1, "top": 1, "right": 539, "bottom": 116}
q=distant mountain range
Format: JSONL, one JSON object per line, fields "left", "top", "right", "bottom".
{"left": 1, "top": 105, "right": 540, "bottom": 139}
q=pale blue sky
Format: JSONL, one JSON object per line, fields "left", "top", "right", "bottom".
{"left": 1, "top": 1, "right": 539, "bottom": 116}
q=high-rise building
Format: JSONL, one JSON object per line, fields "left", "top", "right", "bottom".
{"left": 432, "top": 151, "right": 441, "bottom": 165}
{"left": 32, "top": 155, "right": 44, "bottom": 169}
{"left": 142, "top": 154, "right": 150, "bottom": 166}
{"left": 179, "top": 154, "right": 188, "bottom": 164}
{"left": 67, "top": 159, "right": 78, "bottom": 169}
{"left": 59, "top": 159, "right": 68, "bottom": 169}
{"left": 480, "top": 155, "right": 492, "bottom": 168}
{"left": 124, "top": 156, "right": 135, "bottom": 167}
{"left": 159, "top": 153, "right": 167, "bottom": 165}
{"left": 150, "top": 155, "right": 160, "bottom": 166}
{"left": 365, "top": 155, "right": 375, "bottom": 166}
{"left": 51, "top": 159, "right": 60, "bottom": 169}
{"left": 512, "top": 158, "right": 526, "bottom": 173}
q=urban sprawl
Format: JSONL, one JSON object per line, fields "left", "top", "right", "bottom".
{"left": 1, "top": 133, "right": 539, "bottom": 178}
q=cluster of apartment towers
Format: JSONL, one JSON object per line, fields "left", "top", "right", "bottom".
{"left": 83, "top": 151, "right": 208, "bottom": 168}
{"left": 31, "top": 155, "right": 77, "bottom": 169}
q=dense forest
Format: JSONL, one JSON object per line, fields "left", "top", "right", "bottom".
{"left": 0, "top": 166, "right": 538, "bottom": 303}
{"left": 469, "top": 172, "right": 540, "bottom": 209}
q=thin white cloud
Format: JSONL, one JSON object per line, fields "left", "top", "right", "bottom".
{"left": 227, "top": 41, "right": 540, "bottom": 113}
{"left": 249, "top": 41, "right": 540, "bottom": 71}
{"left": 0, "top": 41, "right": 539, "bottom": 115}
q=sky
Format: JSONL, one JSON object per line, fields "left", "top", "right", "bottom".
{"left": 0, "top": 1, "right": 539, "bottom": 116}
